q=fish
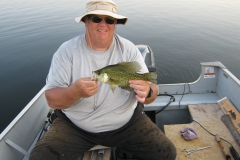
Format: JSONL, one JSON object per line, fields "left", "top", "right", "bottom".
{"left": 91, "top": 61, "right": 157, "bottom": 93}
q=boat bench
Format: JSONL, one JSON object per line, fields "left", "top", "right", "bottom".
{"left": 82, "top": 145, "right": 112, "bottom": 160}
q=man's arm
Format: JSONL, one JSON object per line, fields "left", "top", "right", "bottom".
{"left": 45, "top": 77, "right": 98, "bottom": 109}
{"left": 129, "top": 80, "right": 158, "bottom": 104}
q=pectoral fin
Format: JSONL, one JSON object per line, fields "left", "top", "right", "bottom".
{"left": 110, "top": 84, "right": 117, "bottom": 93}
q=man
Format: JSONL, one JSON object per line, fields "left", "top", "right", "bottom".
{"left": 30, "top": 0, "right": 176, "bottom": 159}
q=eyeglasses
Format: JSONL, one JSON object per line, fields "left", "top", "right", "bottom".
{"left": 91, "top": 15, "right": 116, "bottom": 25}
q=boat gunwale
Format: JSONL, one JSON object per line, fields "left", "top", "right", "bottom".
{"left": 0, "top": 86, "right": 46, "bottom": 140}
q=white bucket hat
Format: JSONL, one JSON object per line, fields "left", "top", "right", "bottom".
{"left": 75, "top": 0, "right": 128, "bottom": 25}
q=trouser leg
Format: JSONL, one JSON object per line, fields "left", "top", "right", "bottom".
{"left": 119, "top": 113, "right": 176, "bottom": 160}
{"left": 29, "top": 112, "right": 96, "bottom": 160}
{"left": 99, "top": 104, "right": 176, "bottom": 160}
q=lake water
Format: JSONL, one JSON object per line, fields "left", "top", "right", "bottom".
{"left": 0, "top": 0, "right": 240, "bottom": 133}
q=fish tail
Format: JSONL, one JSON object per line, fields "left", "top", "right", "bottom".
{"left": 145, "top": 72, "right": 157, "bottom": 84}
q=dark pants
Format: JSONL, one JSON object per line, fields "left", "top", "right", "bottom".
{"left": 30, "top": 103, "right": 176, "bottom": 160}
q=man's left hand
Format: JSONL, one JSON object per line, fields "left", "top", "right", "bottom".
{"left": 129, "top": 80, "right": 152, "bottom": 103}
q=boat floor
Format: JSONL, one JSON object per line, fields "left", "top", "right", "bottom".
{"left": 164, "top": 103, "right": 240, "bottom": 160}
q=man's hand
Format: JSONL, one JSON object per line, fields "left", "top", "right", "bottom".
{"left": 71, "top": 77, "right": 98, "bottom": 98}
{"left": 45, "top": 77, "right": 98, "bottom": 109}
{"left": 129, "top": 80, "right": 158, "bottom": 104}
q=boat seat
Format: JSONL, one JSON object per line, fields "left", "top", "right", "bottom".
{"left": 82, "top": 145, "right": 112, "bottom": 160}
{"left": 89, "top": 145, "right": 110, "bottom": 151}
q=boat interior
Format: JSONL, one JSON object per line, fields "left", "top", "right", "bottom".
{"left": 1, "top": 45, "right": 240, "bottom": 160}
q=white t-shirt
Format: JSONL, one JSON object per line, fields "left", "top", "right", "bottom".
{"left": 46, "top": 34, "right": 148, "bottom": 133}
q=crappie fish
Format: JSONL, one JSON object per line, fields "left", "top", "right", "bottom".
{"left": 92, "top": 61, "right": 157, "bottom": 92}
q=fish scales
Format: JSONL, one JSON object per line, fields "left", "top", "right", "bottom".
{"left": 92, "top": 61, "right": 157, "bottom": 92}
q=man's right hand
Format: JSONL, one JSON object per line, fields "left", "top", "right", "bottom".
{"left": 45, "top": 77, "right": 98, "bottom": 109}
{"left": 71, "top": 77, "right": 98, "bottom": 98}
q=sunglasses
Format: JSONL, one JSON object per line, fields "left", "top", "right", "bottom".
{"left": 91, "top": 15, "right": 116, "bottom": 25}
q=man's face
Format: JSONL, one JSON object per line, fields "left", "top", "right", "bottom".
{"left": 85, "top": 15, "right": 116, "bottom": 45}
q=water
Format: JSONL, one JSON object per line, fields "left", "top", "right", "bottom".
{"left": 0, "top": 0, "right": 240, "bottom": 133}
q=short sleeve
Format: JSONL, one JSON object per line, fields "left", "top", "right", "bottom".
{"left": 45, "top": 43, "right": 73, "bottom": 90}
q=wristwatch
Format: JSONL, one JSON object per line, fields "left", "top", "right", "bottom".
{"left": 146, "top": 87, "right": 153, "bottom": 98}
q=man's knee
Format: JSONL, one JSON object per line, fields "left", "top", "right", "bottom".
{"left": 29, "top": 147, "right": 56, "bottom": 160}
{"left": 166, "top": 142, "right": 177, "bottom": 160}
{"left": 30, "top": 147, "right": 83, "bottom": 160}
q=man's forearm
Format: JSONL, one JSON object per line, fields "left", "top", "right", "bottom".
{"left": 45, "top": 78, "right": 99, "bottom": 109}
{"left": 45, "top": 86, "right": 79, "bottom": 109}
